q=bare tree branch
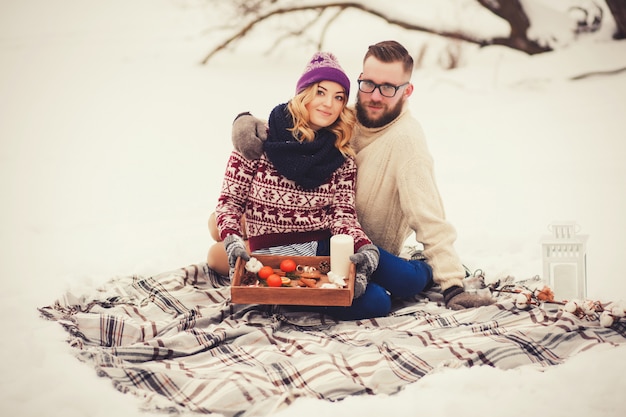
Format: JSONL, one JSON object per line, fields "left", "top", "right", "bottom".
{"left": 475, "top": 0, "right": 549, "bottom": 53}
{"left": 605, "top": 0, "right": 626, "bottom": 39}
{"left": 201, "top": 0, "right": 606, "bottom": 64}
{"left": 318, "top": 8, "right": 344, "bottom": 50}
{"left": 267, "top": 9, "right": 325, "bottom": 55}
{"left": 570, "top": 65, "right": 626, "bottom": 80}
{"left": 200, "top": 2, "right": 498, "bottom": 64}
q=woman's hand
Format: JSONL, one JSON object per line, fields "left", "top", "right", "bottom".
{"left": 349, "top": 244, "right": 379, "bottom": 298}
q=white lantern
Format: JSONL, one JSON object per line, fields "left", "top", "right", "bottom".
{"left": 541, "top": 222, "right": 588, "bottom": 300}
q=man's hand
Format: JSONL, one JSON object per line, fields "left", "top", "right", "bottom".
{"left": 349, "top": 244, "right": 380, "bottom": 298}
{"left": 443, "top": 285, "right": 494, "bottom": 310}
{"left": 232, "top": 113, "right": 267, "bottom": 160}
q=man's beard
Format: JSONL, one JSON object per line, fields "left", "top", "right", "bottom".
{"left": 355, "top": 95, "right": 404, "bottom": 128}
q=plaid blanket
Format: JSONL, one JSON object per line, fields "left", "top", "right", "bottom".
{"left": 39, "top": 263, "right": 626, "bottom": 416}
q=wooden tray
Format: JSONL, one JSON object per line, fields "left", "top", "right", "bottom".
{"left": 231, "top": 255, "right": 355, "bottom": 306}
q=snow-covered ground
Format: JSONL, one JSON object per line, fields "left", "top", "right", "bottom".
{"left": 1, "top": 1, "right": 625, "bottom": 416}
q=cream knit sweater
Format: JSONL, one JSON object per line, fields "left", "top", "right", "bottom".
{"left": 351, "top": 106, "right": 465, "bottom": 290}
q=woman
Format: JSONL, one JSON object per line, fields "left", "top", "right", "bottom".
{"left": 208, "top": 52, "right": 386, "bottom": 319}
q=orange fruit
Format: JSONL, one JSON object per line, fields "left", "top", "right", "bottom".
{"left": 280, "top": 259, "right": 297, "bottom": 273}
{"left": 266, "top": 274, "right": 282, "bottom": 287}
{"left": 257, "top": 266, "right": 274, "bottom": 280}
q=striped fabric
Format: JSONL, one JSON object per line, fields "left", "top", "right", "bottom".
{"left": 39, "top": 263, "right": 626, "bottom": 416}
{"left": 253, "top": 241, "right": 318, "bottom": 256}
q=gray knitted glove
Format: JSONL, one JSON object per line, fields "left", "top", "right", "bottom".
{"left": 349, "top": 244, "right": 380, "bottom": 299}
{"left": 443, "top": 285, "right": 494, "bottom": 310}
{"left": 223, "top": 234, "right": 250, "bottom": 271}
{"left": 232, "top": 113, "right": 268, "bottom": 160}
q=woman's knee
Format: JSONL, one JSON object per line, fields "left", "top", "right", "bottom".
{"left": 401, "top": 260, "right": 433, "bottom": 294}
{"left": 206, "top": 242, "right": 229, "bottom": 276}
{"left": 208, "top": 212, "right": 221, "bottom": 241}
{"left": 373, "top": 250, "right": 433, "bottom": 296}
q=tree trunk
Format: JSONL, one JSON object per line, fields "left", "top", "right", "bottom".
{"left": 605, "top": 0, "right": 626, "bottom": 39}
{"left": 476, "top": 0, "right": 550, "bottom": 54}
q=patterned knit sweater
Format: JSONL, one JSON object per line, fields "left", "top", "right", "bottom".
{"left": 216, "top": 151, "right": 372, "bottom": 252}
{"left": 351, "top": 106, "right": 465, "bottom": 290}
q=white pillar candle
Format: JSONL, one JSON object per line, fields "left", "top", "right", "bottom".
{"left": 330, "top": 234, "right": 354, "bottom": 278}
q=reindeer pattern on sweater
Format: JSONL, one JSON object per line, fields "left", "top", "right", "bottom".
{"left": 216, "top": 151, "right": 371, "bottom": 252}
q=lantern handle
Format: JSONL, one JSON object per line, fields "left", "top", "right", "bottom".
{"left": 547, "top": 222, "right": 581, "bottom": 238}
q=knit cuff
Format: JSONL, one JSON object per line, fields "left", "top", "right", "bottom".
{"left": 354, "top": 239, "right": 374, "bottom": 252}
{"left": 219, "top": 228, "right": 241, "bottom": 241}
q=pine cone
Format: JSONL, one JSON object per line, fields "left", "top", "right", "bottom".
{"left": 241, "top": 271, "right": 258, "bottom": 286}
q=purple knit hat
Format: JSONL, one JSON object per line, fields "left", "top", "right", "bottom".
{"left": 296, "top": 52, "right": 350, "bottom": 98}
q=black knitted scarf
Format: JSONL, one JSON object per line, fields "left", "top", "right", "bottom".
{"left": 263, "top": 103, "right": 345, "bottom": 190}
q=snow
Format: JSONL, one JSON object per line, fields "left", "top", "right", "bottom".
{"left": 1, "top": 0, "right": 626, "bottom": 416}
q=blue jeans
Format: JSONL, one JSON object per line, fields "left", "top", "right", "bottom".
{"left": 321, "top": 246, "right": 433, "bottom": 320}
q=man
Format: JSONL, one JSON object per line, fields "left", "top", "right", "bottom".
{"left": 230, "top": 41, "right": 492, "bottom": 311}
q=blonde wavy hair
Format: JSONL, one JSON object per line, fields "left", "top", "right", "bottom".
{"left": 287, "top": 83, "right": 356, "bottom": 157}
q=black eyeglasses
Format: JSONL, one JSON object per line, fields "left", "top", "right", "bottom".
{"left": 357, "top": 79, "right": 409, "bottom": 98}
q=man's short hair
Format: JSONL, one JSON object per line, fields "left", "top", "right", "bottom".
{"left": 364, "top": 40, "right": 414, "bottom": 74}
